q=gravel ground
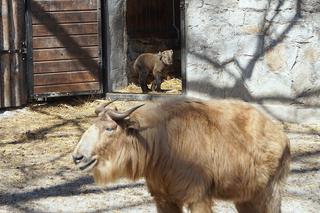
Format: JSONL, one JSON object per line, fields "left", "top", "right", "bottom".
{"left": 0, "top": 100, "right": 319, "bottom": 213}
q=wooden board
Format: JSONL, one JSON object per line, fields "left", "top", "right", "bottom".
{"left": 32, "top": 23, "right": 98, "bottom": 36}
{"left": 33, "top": 46, "right": 99, "bottom": 62}
{"left": 1, "top": 0, "right": 11, "bottom": 106}
{"left": 33, "top": 35, "right": 99, "bottom": 49}
{"left": 33, "top": 58, "right": 99, "bottom": 73}
{"left": 32, "top": 10, "right": 97, "bottom": 24}
{"left": 31, "top": 0, "right": 97, "bottom": 12}
{"left": 34, "top": 71, "right": 99, "bottom": 86}
{"left": 34, "top": 82, "right": 100, "bottom": 94}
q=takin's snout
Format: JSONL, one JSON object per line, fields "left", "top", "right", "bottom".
{"left": 72, "top": 125, "right": 100, "bottom": 172}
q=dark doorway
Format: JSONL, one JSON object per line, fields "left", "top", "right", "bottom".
{"left": 117, "top": 0, "right": 182, "bottom": 94}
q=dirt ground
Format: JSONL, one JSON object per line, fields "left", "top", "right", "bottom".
{"left": 0, "top": 98, "right": 319, "bottom": 213}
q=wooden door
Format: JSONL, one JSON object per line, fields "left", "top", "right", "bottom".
{"left": 27, "top": 0, "right": 103, "bottom": 98}
{"left": 0, "top": 0, "right": 27, "bottom": 108}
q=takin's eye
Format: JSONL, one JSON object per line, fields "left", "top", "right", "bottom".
{"left": 105, "top": 127, "right": 114, "bottom": 132}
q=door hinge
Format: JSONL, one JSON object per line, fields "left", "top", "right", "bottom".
{"left": 0, "top": 42, "right": 27, "bottom": 56}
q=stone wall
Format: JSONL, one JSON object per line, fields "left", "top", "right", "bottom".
{"left": 185, "top": 0, "right": 320, "bottom": 106}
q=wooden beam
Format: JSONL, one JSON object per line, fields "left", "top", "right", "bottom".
{"left": 11, "top": 0, "right": 26, "bottom": 106}
{"left": 1, "top": 0, "right": 11, "bottom": 107}
{"left": 105, "top": 93, "right": 184, "bottom": 101}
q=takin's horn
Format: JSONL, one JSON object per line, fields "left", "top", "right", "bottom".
{"left": 106, "top": 104, "right": 144, "bottom": 121}
{"left": 95, "top": 99, "right": 118, "bottom": 115}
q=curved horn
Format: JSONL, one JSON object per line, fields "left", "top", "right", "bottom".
{"left": 107, "top": 104, "right": 144, "bottom": 121}
{"left": 95, "top": 99, "right": 118, "bottom": 115}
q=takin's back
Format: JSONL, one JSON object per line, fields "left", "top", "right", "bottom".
{"left": 132, "top": 99, "right": 290, "bottom": 201}
{"left": 133, "top": 53, "right": 165, "bottom": 73}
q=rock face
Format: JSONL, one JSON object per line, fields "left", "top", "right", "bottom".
{"left": 185, "top": 0, "right": 320, "bottom": 105}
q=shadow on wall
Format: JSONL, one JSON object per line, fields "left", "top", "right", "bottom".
{"left": 187, "top": 0, "right": 320, "bottom": 111}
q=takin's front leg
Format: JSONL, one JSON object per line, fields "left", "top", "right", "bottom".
{"left": 138, "top": 68, "right": 151, "bottom": 93}
{"left": 154, "top": 197, "right": 182, "bottom": 213}
{"left": 152, "top": 71, "right": 163, "bottom": 92}
{"left": 188, "top": 199, "right": 213, "bottom": 213}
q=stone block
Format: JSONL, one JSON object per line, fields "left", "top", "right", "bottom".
{"left": 265, "top": 9, "right": 298, "bottom": 24}
{"left": 239, "top": 0, "right": 269, "bottom": 10}
{"left": 245, "top": 72, "right": 294, "bottom": 100}
{"left": 285, "top": 23, "right": 314, "bottom": 43}
{"left": 291, "top": 61, "right": 318, "bottom": 97}
{"left": 226, "top": 10, "right": 245, "bottom": 26}
{"left": 269, "top": 0, "right": 297, "bottom": 11}
{"left": 300, "top": 0, "right": 320, "bottom": 13}
{"left": 240, "top": 25, "right": 262, "bottom": 35}
{"left": 237, "top": 35, "right": 264, "bottom": 56}
{"left": 264, "top": 43, "right": 298, "bottom": 73}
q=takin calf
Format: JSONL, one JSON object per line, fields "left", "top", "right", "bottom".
{"left": 73, "top": 98, "right": 290, "bottom": 213}
{"left": 133, "top": 49, "right": 173, "bottom": 93}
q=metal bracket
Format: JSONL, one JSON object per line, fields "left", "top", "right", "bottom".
{"left": 0, "top": 42, "right": 27, "bottom": 55}
{"left": 180, "top": 2, "right": 187, "bottom": 9}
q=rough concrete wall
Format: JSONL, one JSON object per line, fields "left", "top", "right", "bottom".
{"left": 106, "top": 0, "right": 128, "bottom": 91}
{"left": 185, "top": 0, "right": 320, "bottom": 106}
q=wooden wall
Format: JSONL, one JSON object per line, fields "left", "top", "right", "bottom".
{"left": 0, "top": 0, "right": 27, "bottom": 108}
{"left": 30, "top": 0, "right": 102, "bottom": 96}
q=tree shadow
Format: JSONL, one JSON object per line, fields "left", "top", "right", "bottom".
{"left": 0, "top": 103, "right": 98, "bottom": 147}
{"left": 291, "top": 166, "right": 320, "bottom": 174}
{"left": 187, "top": 0, "right": 320, "bottom": 122}
{"left": 290, "top": 149, "right": 320, "bottom": 174}
{"left": 0, "top": 104, "right": 98, "bottom": 191}
{"left": 0, "top": 176, "right": 145, "bottom": 205}
{"left": 86, "top": 200, "right": 153, "bottom": 213}
{"left": 292, "top": 149, "right": 320, "bottom": 162}
{"left": 187, "top": 0, "right": 318, "bottom": 104}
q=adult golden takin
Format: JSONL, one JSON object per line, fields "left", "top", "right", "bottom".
{"left": 73, "top": 98, "right": 290, "bottom": 213}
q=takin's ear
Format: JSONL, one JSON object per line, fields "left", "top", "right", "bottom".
{"left": 124, "top": 117, "right": 140, "bottom": 130}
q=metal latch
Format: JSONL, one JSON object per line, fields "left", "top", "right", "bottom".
{"left": 0, "top": 42, "right": 27, "bottom": 55}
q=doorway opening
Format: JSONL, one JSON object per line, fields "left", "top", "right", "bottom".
{"left": 116, "top": 0, "right": 183, "bottom": 95}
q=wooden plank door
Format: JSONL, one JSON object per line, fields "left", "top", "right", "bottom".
{"left": 27, "top": 0, "right": 103, "bottom": 98}
{"left": 0, "top": 0, "right": 27, "bottom": 108}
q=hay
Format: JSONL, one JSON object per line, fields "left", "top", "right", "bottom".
{"left": 0, "top": 99, "right": 143, "bottom": 186}
{"left": 116, "top": 78, "right": 182, "bottom": 94}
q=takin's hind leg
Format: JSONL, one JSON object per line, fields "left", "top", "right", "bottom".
{"left": 235, "top": 195, "right": 281, "bottom": 213}
{"left": 235, "top": 184, "right": 282, "bottom": 213}
{"left": 154, "top": 199, "right": 182, "bottom": 213}
{"left": 188, "top": 199, "right": 213, "bottom": 213}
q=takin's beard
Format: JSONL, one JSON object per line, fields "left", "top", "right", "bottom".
{"left": 92, "top": 159, "right": 121, "bottom": 185}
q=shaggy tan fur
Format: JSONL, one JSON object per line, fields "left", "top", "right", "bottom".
{"left": 133, "top": 50, "right": 173, "bottom": 92}
{"left": 74, "top": 98, "right": 290, "bottom": 213}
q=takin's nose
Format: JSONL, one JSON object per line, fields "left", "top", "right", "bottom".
{"left": 72, "top": 152, "right": 98, "bottom": 171}
{"left": 72, "top": 154, "right": 84, "bottom": 165}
